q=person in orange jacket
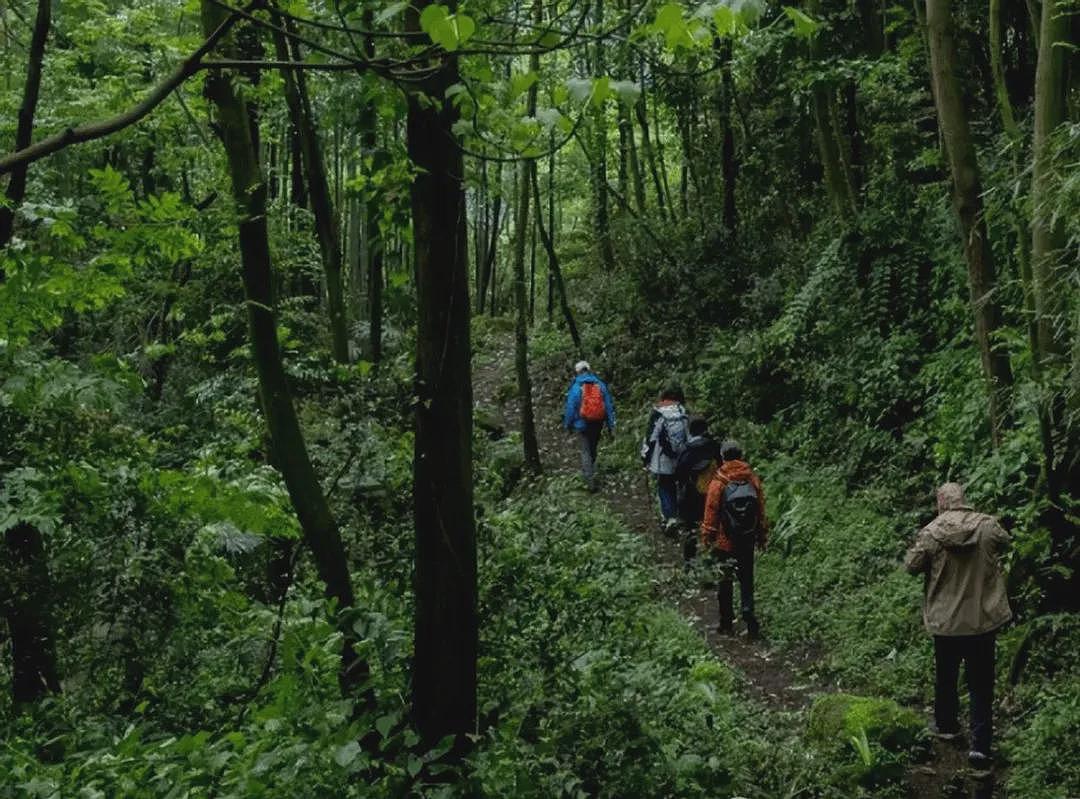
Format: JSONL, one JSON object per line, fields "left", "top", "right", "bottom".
{"left": 700, "top": 440, "right": 768, "bottom": 637}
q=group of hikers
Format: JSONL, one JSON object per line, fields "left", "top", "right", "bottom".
{"left": 562, "top": 361, "right": 1012, "bottom": 771}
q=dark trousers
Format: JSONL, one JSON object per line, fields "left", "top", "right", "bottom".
{"left": 717, "top": 540, "right": 755, "bottom": 624}
{"left": 577, "top": 422, "right": 603, "bottom": 484}
{"left": 934, "top": 631, "right": 996, "bottom": 754}
{"left": 656, "top": 474, "right": 679, "bottom": 519}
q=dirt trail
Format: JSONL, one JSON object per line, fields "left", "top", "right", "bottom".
{"left": 474, "top": 338, "right": 1004, "bottom": 798}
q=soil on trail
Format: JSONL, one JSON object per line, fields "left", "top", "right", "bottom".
{"left": 474, "top": 339, "right": 1006, "bottom": 798}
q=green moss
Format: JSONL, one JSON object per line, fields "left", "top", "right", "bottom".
{"left": 808, "top": 693, "right": 924, "bottom": 751}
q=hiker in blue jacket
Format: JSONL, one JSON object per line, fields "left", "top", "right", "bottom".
{"left": 563, "top": 361, "right": 616, "bottom": 492}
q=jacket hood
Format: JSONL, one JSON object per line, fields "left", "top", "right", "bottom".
{"left": 575, "top": 373, "right": 600, "bottom": 385}
{"left": 718, "top": 459, "right": 754, "bottom": 481}
{"left": 937, "top": 482, "right": 971, "bottom": 512}
{"left": 929, "top": 510, "right": 985, "bottom": 551}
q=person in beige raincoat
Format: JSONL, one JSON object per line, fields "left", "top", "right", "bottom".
{"left": 904, "top": 482, "right": 1012, "bottom": 769}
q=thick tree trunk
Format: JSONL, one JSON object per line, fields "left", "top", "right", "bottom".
{"left": 200, "top": 1, "right": 366, "bottom": 697}
{"left": 0, "top": 0, "right": 51, "bottom": 253}
{"left": 272, "top": 18, "right": 349, "bottom": 363}
{"left": 405, "top": 1, "right": 477, "bottom": 754}
{"left": 3, "top": 523, "right": 62, "bottom": 706}
{"left": 1031, "top": 0, "right": 1070, "bottom": 362}
{"left": 926, "top": 0, "right": 1014, "bottom": 445}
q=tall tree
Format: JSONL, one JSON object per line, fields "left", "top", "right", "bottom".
{"left": 511, "top": 0, "right": 543, "bottom": 474}
{"left": 362, "top": 8, "right": 385, "bottom": 364}
{"left": 0, "top": 0, "right": 51, "bottom": 252}
{"left": 715, "top": 36, "right": 738, "bottom": 235}
{"left": 0, "top": 0, "right": 61, "bottom": 707}
{"left": 532, "top": 166, "right": 583, "bottom": 354}
{"left": 925, "top": 0, "right": 1014, "bottom": 444}
{"left": 200, "top": 1, "right": 366, "bottom": 696}
{"left": 405, "top": 0, "right": 477, "bottom": 754}
{"left": 271, "top": 16, "right": 349, "bottom": 363}
{"left": 591, "top": 0, "right": 616, "bottom": 270}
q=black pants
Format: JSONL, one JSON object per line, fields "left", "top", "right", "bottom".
{"left": 934, "top": 631, "right": 996, "bottom": 754}
{"left": 717, "top": 540, "right": 755, "bottom": 625}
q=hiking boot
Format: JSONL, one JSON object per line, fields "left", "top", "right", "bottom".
{"left": 928, "top": 723, "right": 961, "bottom": 742}
{"left": 662, "top": 518, "right": 680, "bottom": 539}
{"left": 716, "top": 621, "right": 735, "bottom": 636}
{"left": 967, "top": 750, "right": 993, "bottom": 774}
{"left": 744, "top": 615, "right": 761, "bottom": 640}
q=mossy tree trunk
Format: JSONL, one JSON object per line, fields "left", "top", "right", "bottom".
{"left": 926, "top": 0, "right": 1014, "bottom": 445}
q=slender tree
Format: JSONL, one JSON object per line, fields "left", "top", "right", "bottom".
{"left": 200, "top": 0, "right": 366, "bottom": 696}
{"left": 271, "top": 17, "right": 350, "bottom": 363}
{"left": 0, "top": 0, "right": 51, "bottom": 252}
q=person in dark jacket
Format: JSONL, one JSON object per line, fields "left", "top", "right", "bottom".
{"left": 701, "top": 441, "right": 767, "bottom": 638}
{"left": 674, "top": 416, "right": 721, "bottom": 562}
{"left": 562, "top": 361, "right": 616, "bottom": 492}
{"left": 905, "top": 482, "right": 1012, "bottom": 770}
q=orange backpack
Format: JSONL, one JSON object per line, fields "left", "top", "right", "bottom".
{"left": 579, "top": 382, "right": 607, "bottom": 422}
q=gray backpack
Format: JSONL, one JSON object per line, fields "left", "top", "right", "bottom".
{"left": 721, "top": 480, "right": 760, "bottom": 537}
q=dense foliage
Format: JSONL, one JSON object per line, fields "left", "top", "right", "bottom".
{"left": 1, "top": 0, "right": 1077, "bottom": 795}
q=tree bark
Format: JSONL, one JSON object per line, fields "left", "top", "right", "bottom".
{"left": 272, "top": 17, "right": 349, "bottom": 363}
{"left": 926, "top": 0, "right": 1014, "bottom": 445}
{"left": 200, "top": 1, "right": 366, "bottom": 697}
{"left": 635, "top": 65, "right": 667, "bottom": 220}
{"left": 512, "top": 0, "right": 543, "bottom": 474}
{"left": 591, "top": 0, "right": 616, "bottom": 271}
{"left": 405, "top": 1, "right": 477, "bottom": 754}
{"left": 3, "top": 523, "right": 62, "bottom": 706}
{"left": 531, "top": 165, "right": 583, "bottom": 355}
{"left": 1031, "top": 0, "right": 1070, "bottom": 362}
{"left": 714, "top": 38, "right": 738, "bottom": 235}
{"left": 362, "top": 10, "right": 384, "bottom": 364}
{"left": 0, "top": 0, "right": 51, "bottom": 253}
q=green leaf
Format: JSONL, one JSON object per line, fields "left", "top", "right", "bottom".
{"left": 334, "top": 741, "right": 361, "bottom": 768}
{"left": 510, "top": 70, "right": 539, "bottom": 99}
{"left": 783, "top": 6, "right": 820, "bottom": 38}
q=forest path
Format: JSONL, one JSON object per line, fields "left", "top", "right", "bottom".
{"left": 473, "top": 335, "right": 1003, "bottom": 799}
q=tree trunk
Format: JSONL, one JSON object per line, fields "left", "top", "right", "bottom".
{"left": 710, "top": 38, "right": 738, "bottom": 235}
{"left": 635, "top": 69, "right": 667, "bottom": 220}
{"left": 532, "top": 165, "right": 583, "bottom": 355}
{"left": 621, "top": 102, "right": 647, "bottom": 214}
{"left": 0, "top": 0, "right": 51, "bottom": 253}
{"left": 926, "top": 0, "right": 1014, "bottom": 445}
{"left": 272, "top": 18, "right": 349, "bottom": 363}
{"left": 405, "top": 0, "right": 477, "bottom": 754}
{"left": 3, "top": 523, "right": 62, "bottom": 706}
{"left": 477, "top": 161, "right": 503, "bottom": 313}
{"left": 591, "top": 0, "right": 616, "bottom": 271}
{"left": 362, "top": 11, "right": 384, "bottom": 365}
{"left": 200, "top": 0, "right": 366, "bottom": 697}
{"left": 1031, "top": 0, "right": 1070, "bottom": 362}
{"left": 511, "top": 0, "right": 543, "bottom": 474}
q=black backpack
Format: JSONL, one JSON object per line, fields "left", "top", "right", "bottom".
{"left": 721, "top": 480, "right": 760, "bottom": 537}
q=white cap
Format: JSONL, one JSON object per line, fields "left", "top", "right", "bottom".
{"left": 574, "top": 360, "right": 590, "bottom": 374}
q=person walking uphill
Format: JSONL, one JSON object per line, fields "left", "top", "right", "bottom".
{"left": 562, "top": 361, "right": 616, "bottom": 492}
{"left": 904, "top": 482, "right": 1012, "bottom": 771}
{"left": 700, "top": 441, "right": 767, "bottom": 638}
{"left": 641, "top": 385, "right": 691, "bottom": 534}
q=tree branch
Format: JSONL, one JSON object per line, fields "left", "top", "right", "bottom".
{"left": 0, "top": 4, "right": 253, "bottom": 176}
